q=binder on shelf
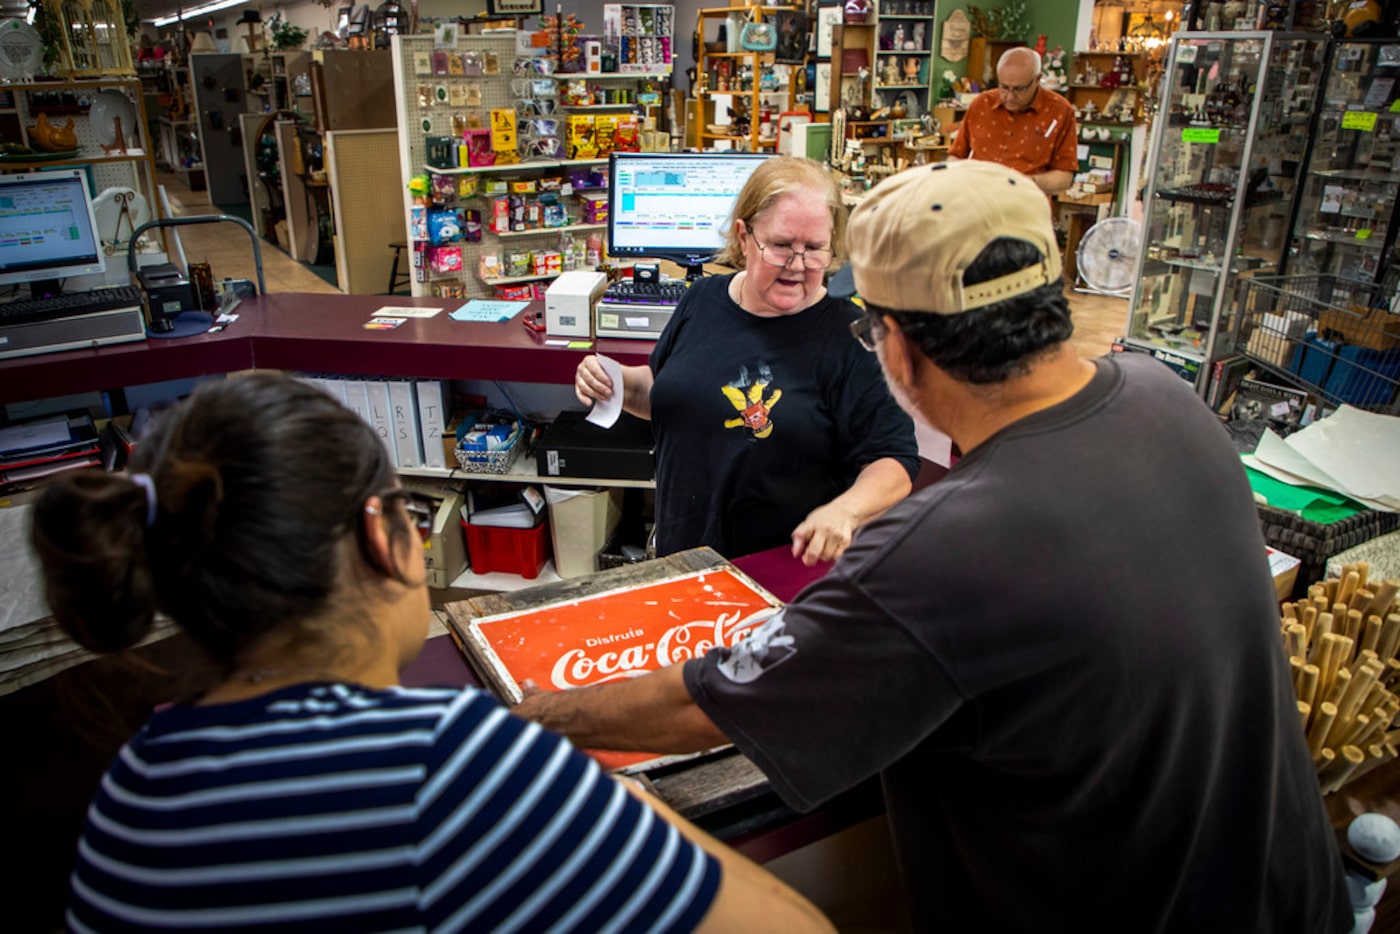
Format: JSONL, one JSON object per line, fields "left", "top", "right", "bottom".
{"left": 341, "top": 379, "right": 373, "bottom": 427}
{"left": 388, "top": 379, "right": 423, "bottom": 469}
{"left": 364, "top": 380, "right": 399, "bottom": 466}
{"left": 416, "top": 379, "right": 450, "bottom": 470}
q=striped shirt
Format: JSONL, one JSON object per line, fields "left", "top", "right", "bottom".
{"left": 67, "top": 682, "right": 720, "bottom": 932}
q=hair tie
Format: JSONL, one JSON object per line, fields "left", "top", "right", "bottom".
{"left": 130, "top": 473, "right": 157, "bottom": 529}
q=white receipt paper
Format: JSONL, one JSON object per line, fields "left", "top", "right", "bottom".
{"left": 586, "top": 354, "right": 624, "bottom": 428}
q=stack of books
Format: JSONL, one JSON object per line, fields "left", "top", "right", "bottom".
{"left": 0, "top": 414, "right": 102, "bottom": 488}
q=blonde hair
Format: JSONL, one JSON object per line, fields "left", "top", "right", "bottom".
{"left": 713, "top": 156, "right": 847, "bottom": 269}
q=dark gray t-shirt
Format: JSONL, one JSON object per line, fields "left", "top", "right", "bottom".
{"left": 685, "top": 354, "right": 1349, "bottom": 932}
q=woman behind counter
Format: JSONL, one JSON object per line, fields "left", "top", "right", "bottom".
{"left": 576, "top": 156, "right": 920, "bottom": 565}
{"left": 30, "top": 373, "right": 832, "bottom": 933}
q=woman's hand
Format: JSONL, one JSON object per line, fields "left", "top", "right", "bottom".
{"left": 575, "top": 354, "right": 616, "bottom": 407}
{"left": 790, "top": 501, "right": 861, "bottom": 566}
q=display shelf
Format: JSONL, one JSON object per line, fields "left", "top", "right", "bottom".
{"left": 0, "top": 77, "right": 162, "bottom": 247}
{"left": 1282, "top": 38, "right": 1400, "bottom": 283}
{"left": 498, "top": 222, "right": 606, "bottom": 238}
{"left": 423, "top": 158, "right": 608, "bottom": 176}
{"left": 1124, "top": 31, "right": 1327, "bottom": 396}
{"left": 696, "top": 4, "right": 800, "bottom": 151}
{"left": 398, "top": 460, "right": 655, "bottom": 488}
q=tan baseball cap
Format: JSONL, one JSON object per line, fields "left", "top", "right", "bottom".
{"left": 832, "top": 161, "right": 1062, "bottom": 314}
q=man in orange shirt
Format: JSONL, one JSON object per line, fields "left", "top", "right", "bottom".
{"left": 948, "top": 47, "right": 1078, "bottom": 195}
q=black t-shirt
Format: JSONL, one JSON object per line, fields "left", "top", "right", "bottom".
{"left": 648, "top": 273, "right": 919, "bottom": 559}
{"left": 685, "top": 354, "right": 1350, "bottom": 932}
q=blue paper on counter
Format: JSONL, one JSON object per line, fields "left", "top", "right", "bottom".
{"left": 450, "top": 300, "right": 530, "bottom": 323}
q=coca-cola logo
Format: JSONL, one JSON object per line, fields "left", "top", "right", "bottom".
{"left": 549, "top": 606, "right": 781, "bottom": 689}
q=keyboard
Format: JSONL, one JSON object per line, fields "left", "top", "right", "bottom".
{"left": 0, "top": 286, "right": 145, "bottom": 327}
{"left": 602, "top": 278, "right": 689, "bottom": 306}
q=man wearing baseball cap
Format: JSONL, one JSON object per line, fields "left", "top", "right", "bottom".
{"left": 516, "top": 161, "right": 1350, "bottom": 931}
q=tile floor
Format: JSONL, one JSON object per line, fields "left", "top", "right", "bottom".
{"left": 159, "top": 173, "right": 342, "bottom": 297}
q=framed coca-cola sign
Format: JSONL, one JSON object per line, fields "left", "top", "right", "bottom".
{"left": 446, "top": 550, "right": 783, "bottom": 772}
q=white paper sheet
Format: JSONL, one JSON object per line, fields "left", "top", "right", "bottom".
{"left": 585, "top": 354, "right": 625, "bottom": 428}
{"left": 1283, "top": 406, "right": 1400, "bottom": 509}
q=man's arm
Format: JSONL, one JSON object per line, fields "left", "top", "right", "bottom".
{"left": 514, "top": 662, "right": 728, "bottom": 753}
{"left": 1030, "top": 169, "right": 1074, "bottom": 194}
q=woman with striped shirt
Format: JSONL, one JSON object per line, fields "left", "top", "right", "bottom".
{"left": 31, "top": 372, "right": 832, "bottom": 933}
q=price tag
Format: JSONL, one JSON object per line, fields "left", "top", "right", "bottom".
{"left": 1182, "top": 127, "right": 1221, "bottom": 144}
{"left": 1356, "top": 228, "right": 1373, "bottom": 240}
{"left": 1341, "top": 111, "right": 1378, "bottom": 132}
{"left": 1270, "top": 401, "right": 1293, "bottom": 419}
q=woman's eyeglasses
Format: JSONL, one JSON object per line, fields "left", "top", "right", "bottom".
{"left": 753, "top": 237, "right": 834, "bottom": 270}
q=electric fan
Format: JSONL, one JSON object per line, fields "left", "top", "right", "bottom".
{"left": 1074, "top": 216, "right": 1142, "bottom": 296}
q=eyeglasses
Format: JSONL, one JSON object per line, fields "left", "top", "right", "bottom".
{"left": 849, "top": 313, "right": 883, "bottom": 351}
{"left": 999, "top": 79, "right": 1038, "bottom": 94}
{"left": 752, "top": 237, "right": 834, "bottom": 270}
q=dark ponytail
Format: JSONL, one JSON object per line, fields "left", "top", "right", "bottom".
{"left": 30, "top": 472, "right": 158, "bottom": 653}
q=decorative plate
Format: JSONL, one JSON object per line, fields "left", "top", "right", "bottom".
{"left": 0, "top": 19, "right": 42, "bottom": 82}
{"left": 89, "top": 90, "right": 138, "bottom": 149}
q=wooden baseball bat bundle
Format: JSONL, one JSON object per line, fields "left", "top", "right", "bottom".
{"left": 1279, "top": 563, "right": 1400, "bottom": 795}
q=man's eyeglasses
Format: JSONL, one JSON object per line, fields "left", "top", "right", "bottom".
{"left": 849, "top": 313, "right": 883, "bottom": 352}
{"left": 999, "top": 79, "right": 1038, "bottom": 94}
{"left": 753, "top": 237, "right": 834, "bottom": 270}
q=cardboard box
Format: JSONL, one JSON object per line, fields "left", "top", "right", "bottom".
{"left": 544, "top": 486, "right": 624, "bottom": 578}
{"left": 1319, "top": 303, "right": 1400, "bottom": 351}
{"left": 1267, "top": 547, "right": 1300, "bottom": 603}
{"left": 536, "top": 410, "right": 654, "bottom": 481}
{"left": 401, "top": 483, "right": 468, "bottom": 589}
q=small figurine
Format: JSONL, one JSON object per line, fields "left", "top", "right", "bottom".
{"left": 912, "top": 23, "right": 926, "bottom": 50}
{"left": 903, "top": 57, "right": 921, "bottom": 81}
{"left": 882, "top": 56, "right": 901, "bottom": 87}
{"left": 893, "top": 25, "right": 904, "bottom": 50}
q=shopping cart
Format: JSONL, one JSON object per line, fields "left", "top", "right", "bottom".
{"left": 1235, "top": 271, "right": 1400, "bottom": 414}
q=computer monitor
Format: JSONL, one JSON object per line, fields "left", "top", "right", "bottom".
{"left": 608, "top": 152, "right": 771, "bottom": 280}
{"left": 0, "top": 169, "right": 106, "bottom": 298}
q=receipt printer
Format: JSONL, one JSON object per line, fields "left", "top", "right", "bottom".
{"left": 545, "top": 270, "right": 607, "bottom": 338}
{"left": 136, "top": 262, "right": 197, "bottom": 333}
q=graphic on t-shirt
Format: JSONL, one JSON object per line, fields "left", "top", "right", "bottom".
{"left": 716, "top": 611, "right": 796, "bottom": 683}
{"left": 721, "top": 362, "right": 783, "bottom": 439}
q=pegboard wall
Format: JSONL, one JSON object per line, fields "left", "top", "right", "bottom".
{"left": 327, "top": 129, "right": 405, "bottom": 295}
{"left": 9, "top": 79, "right": 160, "bottom": 249}
{"left": 391, "top": 31, "right": 672, "bottom": 301}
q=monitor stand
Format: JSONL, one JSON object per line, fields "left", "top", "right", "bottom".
{"left": 27, "top": 279, "right": 62, "bottom": 300}
{"left": 682, "top": 261, "right": 706, "bottom": 282}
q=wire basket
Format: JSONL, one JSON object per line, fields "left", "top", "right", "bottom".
{"left": 1236, "top": 272, "right": 1400, "bottom": 414}
{"left": 453, "top": 419, "right": 528, "bottom": 475}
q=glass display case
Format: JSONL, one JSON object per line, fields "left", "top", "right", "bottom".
{"left": 1125, "top": 31, "right": 1326, "bottom": 394}
{"left": 1283, "top": 39, "right": 1400, "bottom": 284}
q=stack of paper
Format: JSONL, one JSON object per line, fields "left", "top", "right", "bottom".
{"left": 1243, "top": 406, "right": 1400, "bottom": 512}
{"left": 0, "top": 414, "right": 102, "bottom": 487}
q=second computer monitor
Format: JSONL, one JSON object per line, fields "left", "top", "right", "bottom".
{"left": 607, "top": 151, "right": 771, "bottom": 280}
{"left": 0, "top": 169, "right": 106, "bottom": 298}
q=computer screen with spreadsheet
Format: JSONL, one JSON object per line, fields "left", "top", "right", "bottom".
{"left": 608, "top": 152, "right": 770, "bottom": 279}
{"left": 0, "top": 169, "right": 105, "bottom": 290}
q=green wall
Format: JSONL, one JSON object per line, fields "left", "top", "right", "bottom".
{"left": 931, "top": 0, "right": 1081, "bottom": 97}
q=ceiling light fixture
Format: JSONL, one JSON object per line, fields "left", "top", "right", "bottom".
{"left": 150, "top": 0, "right": 250, "bottom": 28}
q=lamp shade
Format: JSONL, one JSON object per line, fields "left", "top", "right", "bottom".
{"left": 237, "top": 9, "right": 262, "bottom": 25}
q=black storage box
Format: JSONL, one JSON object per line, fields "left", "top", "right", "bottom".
{"left": 1258, "top": 503, "right": 1400, "bottom": 598}
{"left": 535, "top": 410, "right": 654, "bottom": 481}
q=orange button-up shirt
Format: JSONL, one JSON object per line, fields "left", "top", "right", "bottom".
{"left": 948, "top": 86, "right": 1079, "bottom": 179}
